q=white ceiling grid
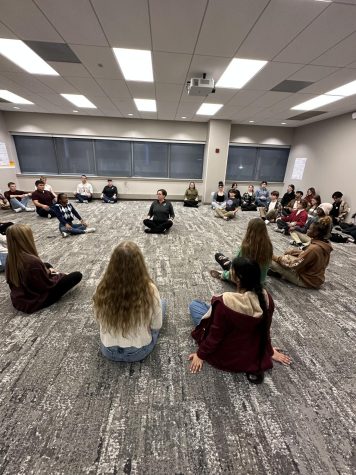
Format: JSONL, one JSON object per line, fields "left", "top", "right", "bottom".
{"left": 0, "top": 0, "right": 355, "bottom": 126}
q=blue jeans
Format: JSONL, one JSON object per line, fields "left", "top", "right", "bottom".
{"left": 101, "top": 299, "right": 167, "bottom": 362}
{"left": 189, "top": 300, "right": 210, "bottom": 327}
{"left": 10, "top": 196, "right": 30, "bottom": 210}
{"left": 0, "top": 251, "right": 7, "bottom": 272}
{"left": 75, "top": 193, "right": 92, "bottom": 203}
{"left": 59, "top": 223, "right": 86, "bottom": 235}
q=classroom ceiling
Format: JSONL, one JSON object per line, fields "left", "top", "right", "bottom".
{"left": 1, "top": 0, "right": 356, "bottom": 127}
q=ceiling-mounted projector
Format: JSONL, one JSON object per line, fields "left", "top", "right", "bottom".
{"left": 187, "top": 75, "right": 215, "bottom": 96}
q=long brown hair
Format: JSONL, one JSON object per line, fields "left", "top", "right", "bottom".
{"left": 240, "top": 218, "right": 273, "bottom": 266}
{"left": 6, "top": 224, "right": 39, "bottom": 287}
{"left": 93, "top": 241, "right": 157, "bottom": 337}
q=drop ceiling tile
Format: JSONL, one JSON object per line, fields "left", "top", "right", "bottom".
{"left": 95, "top": 79, "right": 132, "bottom": 100}
{"left": 110, "top": 100, "right": 137, "bottom": 116}
{"left": 0, "top": 21, "right": 17, "bottom": 39}
{"left": 70, "top": 45, "right": 122, "bottom": 80}
{"left": 156, "top": 84, "right": 183, "bottom": 102}
{"left": 312, "top": 32, "right": 356, "bottom": 67}
{"left": 227, "top": 90, "right": 266, "bottom": 107}
{"left": 1, "top": 72, "right": 55, "bottom": 94}
{"left": 36, "top": 76, "right": 78, "bottom": 94}
{"left": 153, "top": 52, "right": 191, "bottom": 84}
{"left": 65, "top": 76, "right": 106, "bottom": 97}
{"left": 35, "top": 0, "right": 108, "bottom": 46}
{"left": 0, "top": 56, "right": 25, "bottom": 73}
{"left": 238, "top": 0, "right": 328, "bottom": 60}
{"left": 249, "top": 91, "right": 292, "bottom": 109}
{"left": 0, "top": 0, "right": 63, "bottom": 41}
{"left": 157, "top": 102, "right": 177, "bottom": 120}
{"left": 245, "top": 62, "right": 302, "bottom": 91}
{"left": 188, "top": 55, "right": 230, "bottom": 85}
{"left": 150, "top": 0, "right": 207, "bottom": 53}
{"left": 126, "top": 82, "right": 156, "bottom": 98}
{"left": 88, "top": 95, "right": 119, "bottom": 114}
{"left": 196, "top": 0, "right": 269, "bottom": 57}
{"left": 92, "top": 0, "right": 151, "bottom": 49}
{"left": 288, "top": 65, "right": 338, "bottom": 82}
{"left": 275, "top": 3, "right": 356, "bottom": 64}
{"left": 300, "top": 68, "right": 356, "bottom": 94}
{"left": 176, "top": 102, "right": 204, "bottom": 118}
{"left": 48, "top": 62, "right": 91, "bottom": 78}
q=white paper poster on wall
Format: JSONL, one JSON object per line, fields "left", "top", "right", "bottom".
{"left": 0, "top": 141, "right": 13, "bottom": 167}
{"left": 291, "top": 157, "right": 307, "bottom": 180}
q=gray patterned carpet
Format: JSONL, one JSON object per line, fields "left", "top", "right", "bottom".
{"left": 0, "top": 201, "right": 355, "bottom": 475}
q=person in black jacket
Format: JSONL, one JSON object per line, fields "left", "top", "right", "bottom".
{"left": 143, "top": 189, "right": 175, "bottom": 234}
{"left": 281, "top": 184, "right": 295, "bottom": 208}
{"left": 101, "top": 179, "right": 118, "bottom": 203}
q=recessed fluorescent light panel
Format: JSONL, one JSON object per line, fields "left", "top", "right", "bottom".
{"left": 327, "top": 80, "right": 356, "bottom": 97}
{"left": 0, "top": 90, "right": 33, "bottom": 104}
{"left": 61, "top": 94, "right": 97, "bottom": 108}
{"left": 134, "top": 99, "right": 157, "bottom": 112}
{"left": 196, "top": 103, "right": 223, "bottom": 115}
{"left": 291, "top": 94, "right": 342, "bottom": 111}
{"left": 0, "top": 39, "right": 59, "bottom": 75}
{"left": 216, "top": 58, "right": 267, "bottom": 89}
{"left": 113, "top": 48, "right": 153, "bottom": 82}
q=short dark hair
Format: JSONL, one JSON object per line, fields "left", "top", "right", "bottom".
{"left": 296, "top": 190, "right": 303, "bottom": 196}
{"left": 288, "top": 184, "right": 295, "bottom": 191}
{"left": 261, "top": 181, "right": 267, "bottom": 185}
{"left": 8, "top": 182, "right": 15, "bottom": 187}
{"left": 57, "top": 193, "right": 67, "bottom": 202}
{"left": 301, "top": 200, "right": 309, "bottom": 209}
{"left": 218, "top": 181, "right": 224, "bottom": 187}
{"left": 35, "top": 180, "right": 45, "bottom": 186}
{"left": 332, "top": 191, "right": 343, "bottom": 199}
{"left": 157, "top": 189, "right": 167, "bottom": 197}
{"left": 271, "top": 191, "right": 279, "bottom": 197}
{"left": 107, "top": 179, "right": 112, "bottom": 182}
{"left": 81, "top": 174, "right": 87, "bottom": 178}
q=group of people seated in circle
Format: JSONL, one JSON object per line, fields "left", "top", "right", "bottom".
{"left": 0, "top": 175, "right": 354, "bottom": 383}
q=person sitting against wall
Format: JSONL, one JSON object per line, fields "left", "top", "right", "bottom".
{"left": 4, "top": 182, "right": 34, "bottom": 213}
{"left": 329, "top": 191, "right": 350, "bottom": 226}
{"left": 211, "top": 181, "right": 227, "bottom": 210}
{"left": 241, "top": 185, "right": 257, "bottom": 211}
{"left": 0, "top": 190, "right": 10, "bottom": 210}
{"left": 188, "top": 257, "right": 291, "bottom": 380}
{"left": 143, "top": 189, "right": 175, "bottom": 234}
{"left": 5, "top": 224, "right": 82, "bottom": 314}
{"left": 93, "top": 241, "right": 166, "bottom": 362}
{"left": 289, "top": 203, "right": 332, "bottom": 249}
{"left": 280, "top": 184, "right": 295, "bottom": 209}
{"left": 268, "top": 218, "right": 333, "bottom": 289}
{"left": 307, "top": 194, "right": 321, "bottom": 217}
{"left": 259, "top": 191, "right": 280, "bottom": 224}
{"left": 183, "top": 181, "right": 199, "bottom": 207}
{"left": 39, "top": 176, "right": 57, "bottom": 200}
{"left": 0, "top": 222, "right": 14, "bottom": 272}
{"left": 334, "top": 212, "right": 356, "bottom": 243}
{"left": 52, "top": 193, "right": 96, "bottom": 238}
{"left": 215, "top": 189, "right": 240, "bottom": 221}
{"left": 275, "top": 199, "right": 308, "bottom": 235}
{"left": 228, "top": 182, "right": 241, "bottom": 205}
{"left": 74, "top": 174, "right": 93, "bottom": 203}
{"left": 255, "top": 181, "right": 270, "bottom": 207}
{"left": 304, "top": 187, "right": 316, "bottom": 207}
{"left": 101, "top": 179, "right": 118, "bottom": 203}
{"left": 282, "top": 190, "right": 303, "bottom": 216}
{"left": 32, "top": 180, "right": 57, "bottom": 218}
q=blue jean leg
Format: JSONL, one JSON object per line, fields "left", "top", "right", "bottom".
{"left": 101, "top": 298, "right": 167, "bottom": 362}
{"left": 189, "top": 300, "right": 210, "bottom": 327}
{"left": 10, "top": 197, "right": 26, "bottom": 210}
{"left": 59, "top": 223, "right": 86, "bottom": 235}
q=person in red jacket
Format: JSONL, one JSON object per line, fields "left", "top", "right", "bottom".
{"left": 188, "top": 257, "right": 291, "bottom": 381}
{"left": 275, "top": 199, "right": 308, "bottom": 235}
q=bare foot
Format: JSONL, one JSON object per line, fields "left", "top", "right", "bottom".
{"left": 272, "top": 347, "right": 292, "bottom": 365}
{"left": 210, "top": 269, "right": 222, "bottom": 279}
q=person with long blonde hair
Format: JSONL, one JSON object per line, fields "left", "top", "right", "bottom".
{"left": 6, "top": 224, "right": 82, "bottom": 314}
{"left": 93, "top": 241, "right": 165, "bottom": 362}
{"left": 211, "top": 218, "right": 273, "bottom": 284}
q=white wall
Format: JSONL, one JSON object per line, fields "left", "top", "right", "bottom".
{"left": 285, "top": 113, "right": 355, "bottom": 213}
{"left": 0, "top": 112, "right": 17, "bottom": 191}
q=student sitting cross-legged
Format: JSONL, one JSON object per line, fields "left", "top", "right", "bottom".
{"left": 259, "top": 191, "right": 280, "bottom": 224}
{"left": 275, "top": 199, "right": 308, "bottom": 235}
{"left": 215, "top": 189, "right": 239, "bottom": 220}
{"left": 189, "top": 257, "right": 291, "bottom": 380}
{"left": 52, "top": 193, "right": 96, "bottom": 238}
{"left": 5, "top": 224, "right": 82, "bottom": 314}
{"left": 32, "top": 180, "right": 56, "bottom": 218}
{"left": 143, "top": 189, "right": 175, "bottom": 234}
{"left": 101, "top": 179, "right": 118, "bottom": 203}
{"left": 93, "top": 241, "right": 166, "bottom": 362}
{"left": 183, "top": 181, "right": 199, "bottom": 207}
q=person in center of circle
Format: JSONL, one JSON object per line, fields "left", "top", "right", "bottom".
{"left": 183, "top": 181, "right": 199, "bottom": 207}
{"left": 143, "top": 189, "right": 175, "bottom": 234}
{"left": 215, "top": 189, "right": 240, "bottom": 221}
{"left": 5, "top": 224, "right": 82, "bottom": 314}
{"left": 74, "top": 174, "right": 93, "bottom": 203}
{"left": 188, "top": 257, "right": 291, "bottom": 379}
{"left": 211, "top": 217, "right": 273, "bottom": 285}
{"left": 211, "top": 181, "right": 227, "bottom": 210}
{"left": 93, "top": 241, "right": 166, "bottom": 362}
{"left": 101, "top": 179, "right": 118, "bottom": 203}
{"left": 32, "top": 180, "right": 57, "bottom": 218}
{"left": 52, "top": 193, "right": 96, "bottom": 238}
{"left": 255, "top": 181, "right": 270, "bottom": 207}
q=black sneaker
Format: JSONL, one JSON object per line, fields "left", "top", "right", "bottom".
{"left": 267, "top": 269, "right": 282, "bottom": 279}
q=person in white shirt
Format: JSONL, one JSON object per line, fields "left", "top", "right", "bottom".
{"left": 259, "top": 191, "right": 280, "bottom": 224}
{"left": 93, "top": 241, "right": 166, "bottom": 362}
{"left": 40, "top": 176, "right": 57, "bottom": 200}
{"left": 74, "top": 175, "right": 93, "bottom": 203}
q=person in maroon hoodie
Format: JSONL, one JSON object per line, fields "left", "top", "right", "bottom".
{"left": 275, "top": 199, "right": 308, "bottom": 235}
{"left": 188, "top": 257, "right": 290, "bottom": 382}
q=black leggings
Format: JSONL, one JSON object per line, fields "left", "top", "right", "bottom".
{"left": 183, "top": 200, "right": 198, "bottom": 207}
{"left": 42, "top": 263, "right": 82, "bottom": 308}
{"left": 143, "top": 219, "right": 173, "bottom": 234}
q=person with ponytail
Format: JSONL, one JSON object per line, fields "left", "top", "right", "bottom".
{"left": 5, "top": 224, "right": 82, "bottom": 314}
{"left": 269, "top": 217, "right": 333, "bottom": 288}
{"left": 188, "top": 257, "right": 290, "bottom": 381}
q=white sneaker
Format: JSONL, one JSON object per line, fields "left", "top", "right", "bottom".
{"left": 75, "top": 199, "right": 80, "bottom": 203}
{"left": 25, "top": 207, "right": 35, "bottom": 212}
{"left": 85, "top": 227, "right": 96, "bottom": 233}
{"left": 83, "top": 200, "right": 89, "bottom": 204}
{"left": 14, "top": 208, "right": 22, "bottom": 213}
{"left": 265, "top": 220, "right": 270, "bottom": 225}
{"left": 62, "top": 232, "right": 69, "bottom": 238}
